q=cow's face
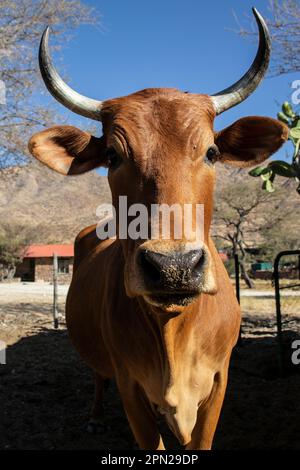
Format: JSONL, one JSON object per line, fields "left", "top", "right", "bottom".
{"left": 101, "top": 89, "right": 217, "bottom": 310}
{"left": 29, "top": 88, "right": 288, "bottom": 312}
{"left": 29, "top": 9, "right": 289, "bottom": 312}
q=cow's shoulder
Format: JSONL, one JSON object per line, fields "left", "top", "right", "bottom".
{"left": 73, "top": 224, "right": 98, "bottom": 271}
{"left": 74, "top": 223, "right": 116, "bottom": 271}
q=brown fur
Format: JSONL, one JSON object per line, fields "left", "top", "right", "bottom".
{"left": 28, "top": 88, "right": 288, "bottom": 449}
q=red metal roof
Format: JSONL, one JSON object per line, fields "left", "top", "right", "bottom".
{"left": 24, "top": 244, "right": 74, "bottom": 258}
{"left": 218, "top": 251, "right": 228, "bottom": 262}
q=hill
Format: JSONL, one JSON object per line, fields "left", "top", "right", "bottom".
{"left": 0, "top": 163, "right": 111, "bottom": 243}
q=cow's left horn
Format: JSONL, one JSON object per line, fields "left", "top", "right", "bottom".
{"left": 211, "top": 8, "right": 270, "bottom": 115}
{"left": 39, "top": 27, "right": 103, "bottom": 120}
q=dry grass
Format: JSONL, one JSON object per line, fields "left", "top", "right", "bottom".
{"left": 240, "top": 296, "right": 300, "bottom": 316}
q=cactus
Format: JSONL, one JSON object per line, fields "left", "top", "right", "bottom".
{"left": 282, "top": 101, "right": 294, "bottom": 118}
{"left": 249, "top": 101, "right": 300, "bottom": 194}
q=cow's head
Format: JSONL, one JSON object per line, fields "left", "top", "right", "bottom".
{"left": 29, "top": 9, "right": 288, "bottom": 312}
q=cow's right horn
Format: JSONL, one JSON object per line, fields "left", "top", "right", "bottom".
{"left": 39, "top": 27, "right": 103, "bottom": 121}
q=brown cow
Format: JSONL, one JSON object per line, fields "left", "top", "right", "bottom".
{"left": 29, "top": 9, "right": 288, "bottom": 449}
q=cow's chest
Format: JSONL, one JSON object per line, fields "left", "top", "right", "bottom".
{"left": 133, "top": 337, "right": 216, "bottom": 445}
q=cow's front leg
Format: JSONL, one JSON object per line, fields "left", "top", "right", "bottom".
{"left": 117, "top": 376, "right": 165, "bottom": 450}
{"left": 186, "top": 365, "right": 229, "bottom": 450}
{"left": 87, "top": 372, "right": 110, "bottom": 434}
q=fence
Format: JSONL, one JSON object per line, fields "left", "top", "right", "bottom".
{"left": 224, "top": 250, "right": 300, "bottom": 376}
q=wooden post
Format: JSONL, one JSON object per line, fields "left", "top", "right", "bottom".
{"left": 53, "top": 253, "right": 59, "bottom": 329}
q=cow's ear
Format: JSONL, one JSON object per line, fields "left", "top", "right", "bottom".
{"left": 28, "top": 125, "right": 107, "bottom": 175}
{"left": 215, "top": 117, "right": 289, "bottom": 168}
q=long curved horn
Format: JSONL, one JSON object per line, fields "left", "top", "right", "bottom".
{"left": 211, "top": 8, "right": 271, "bottom": 115}
{"left": 39, "top": 27, "right": 103, "bottom": 120}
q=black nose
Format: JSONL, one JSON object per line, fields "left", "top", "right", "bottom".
{"left": 138, "top": 249, "right": 205, "bottom": 291}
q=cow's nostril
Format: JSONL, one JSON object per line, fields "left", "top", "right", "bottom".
{"left": 139, "top": 251, "right": 161, "bottom": 283}
{"left": 192, "top": 250, "right": 205, "bottom": 276}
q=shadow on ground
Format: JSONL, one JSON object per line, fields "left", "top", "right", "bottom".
{"left": 1, "top": 326, "right": 300, "bottom": 449}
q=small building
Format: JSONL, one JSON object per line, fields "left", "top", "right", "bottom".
{"left": 250, "top": 261, "right": 273, "bottom": 280}
{"left": 16, "top": 244, "right": 74, "bottom": 283}
{"left": 251, "top": 262, "right": 273, "bottom": 271}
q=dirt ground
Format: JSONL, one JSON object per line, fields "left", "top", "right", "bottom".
{"left": 1, "top": 284, "right": 300, "bottom": 450}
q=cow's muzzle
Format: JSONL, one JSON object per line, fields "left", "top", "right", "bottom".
{"left": 138, "top": 248, "right": 207, "bottom": 307}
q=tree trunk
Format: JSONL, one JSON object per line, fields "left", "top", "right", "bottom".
{"left": 239, "top": 259, "right": 255, "bottom": 289}
{"left": 7, "top": 265, "right": 16, "bottom": 280}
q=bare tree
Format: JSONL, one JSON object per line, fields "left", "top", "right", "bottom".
{"left": 213, "top": 176, "right": 291, "bottom": 288}
{"left": 236, "top": 0, "right": 300, "bottom": 77}
{"left": 0, "top": 0, "right": 100, "bottom": 169}
{"left": 0, "top": 223, "right": 36, "bottom": 280}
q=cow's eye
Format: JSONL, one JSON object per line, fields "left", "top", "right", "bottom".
{"left": 106, "top": 148, "right": 123, "bottom": 170}
{"left": 205, "top": 146, "right": 220, "bottom": 165}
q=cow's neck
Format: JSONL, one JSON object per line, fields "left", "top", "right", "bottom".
{"left": 151, "top": 306, "right": 197, "bottom": 356}
{"left": 138, "top": 293, "right": 208, "bottom": 379}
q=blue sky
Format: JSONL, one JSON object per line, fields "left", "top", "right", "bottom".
{"left": 41, "top": 0, "right": 297, "bottom": 173}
